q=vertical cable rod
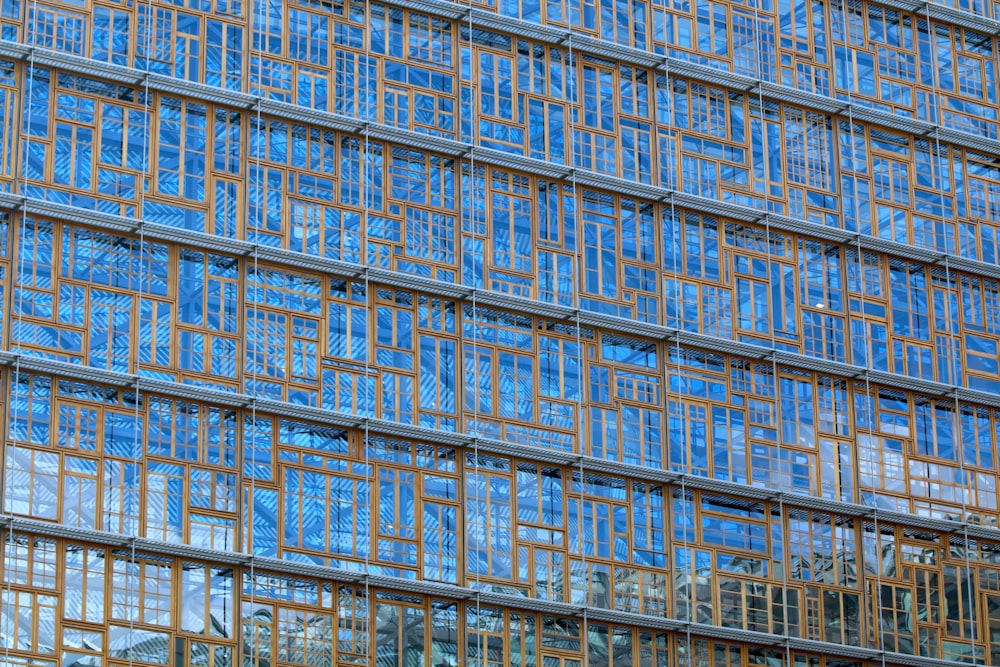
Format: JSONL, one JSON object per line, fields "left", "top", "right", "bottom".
{"left": 4, "top": 0, "right": 40, "bottom": 658}
{"left": 464, "top": 4, "right": 486, "bottom": 665}
{"left": 564, "top": 30, "right": 591, "bottom": 658}
{"left": 245, "top": 0, "right": 267, "bottom": 659}
{"left": 660, "top": 50, "right": 697, "bottom": 667}
{"left": 126, "top": 2, "right": 154, "bottom": 660}
{"left": 361, "top": 0, "right": 373, "bottom": 653}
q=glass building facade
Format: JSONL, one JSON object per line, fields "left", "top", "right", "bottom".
{"left": 2, "top": 0, "right": 1000, "bottom": 664}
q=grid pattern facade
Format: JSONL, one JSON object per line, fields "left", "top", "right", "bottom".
{"left": 1, "top": 0, "right": 1000, "bottom": 666}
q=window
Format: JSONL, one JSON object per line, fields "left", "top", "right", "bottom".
{"left": 157, "top": 97, "right": 207, "bottom": 202}
{"left": 111, "top": 555, "right": 172, "bottom": 625}
{"left": 284, "top": 465, "right": 370, "bottom": 560}
{"left": 467, "top": 456, "right": 513, "bottom": 580}
{"left": 479, "top": 52, "right": 515, "bottom": 121}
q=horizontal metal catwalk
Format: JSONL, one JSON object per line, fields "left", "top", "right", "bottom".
{"left": 4, "top": 171, "right": 989, "bottom": 290}
{"left": 0, "top": 512, "right": 971, "bottom": 667}
{"left": 8, "top": 0, "right": 997, "bottom": 158}
{"left": 7, "top": 0, "right": 1000, "bottom": 161}
{"left": 388, "top": 0, "right": 1000, "bottom": 85}
{"left": 4, "top": 31, "right": 999, "bottom": 169}
{"left": 0, "top": 43, "right": 995, "bottom": 281}
{"left": 0, "top": 348, "right": 992, "bottom": 544}
{"left": 0, "top": 190, "right": 993, "bottom": 409}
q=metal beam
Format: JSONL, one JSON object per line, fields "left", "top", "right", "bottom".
{"left": 0, "top": 350, "right": 996, "bottom": 542}
{"left": 0, "top": 514, "right": 972, "bottom": 667}
{"left": 1, "top": 191, "right": 999, "bottom": 412}
{"left": 0, "top": 44, "right": 997, "bottom": 282}
{"left": 3, "top": 0, "right": 1000, "bottom": 160}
